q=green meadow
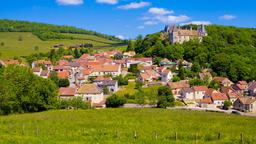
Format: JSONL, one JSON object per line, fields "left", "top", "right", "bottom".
{"left": 0, "top": 109, "right": 255, "bottom": 144}
{"left": 0, "top": 32, "right": 126, "bottom": 60}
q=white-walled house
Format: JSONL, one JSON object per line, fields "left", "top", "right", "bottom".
{"left": 181, "top": 88, "right": 195, "bottom": 100}
{"left": 193, "top": 86, "right": 208, "bottom": 100}
{"left": 161, "top": 69, "right": 173, "bottom": 83}
{"left": 89, "top": 64, "right": 121, "bottom": 77}
{"left": 126, "top": 58, "right": 153, "bottom": 68}
{"left": 59, "top": 87, "right": 76, "bottom": 99}
{"left": 76, "top": 84, "right": 104, "bottom": 104}
{"left": 32, "top": 67, "right": 42, "bottom": 76}
{"left": 233, "top": 97, "right": 256, "bottom": 112}
{"left": 211, "top": 92, "right": 228, "bottom": 107}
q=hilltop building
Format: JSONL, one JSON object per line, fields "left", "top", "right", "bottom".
{"left": 165, "top": 25, "right": 207, "bottom": 44}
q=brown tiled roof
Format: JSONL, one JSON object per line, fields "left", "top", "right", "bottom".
{"left": 227, "top": 92, "right": 242, "bottom": 99}
{"left": 167, "top": 80, "right": 189, "bottom": 89}
{"left": 40, "top": 70, "right": 49, "bottom": 77}
{"left": 248, "top": 81, "right": 256, "bottom": 90}
{"left": 32, "top": 67, "right": 41, "bottom": 72}
{"left": 93, "top": 64, "right": 120, "bottom": 72}
{"left": 193, "top": 86, "right": 208, "bottom": 91}
{"left": 59, "top": 87, "right": 76, "bottom": 96}
{"left": 53, "top": 65, "right": 66, "bottom": 70}
{"left": 35, "top": 60, "right": 52, "bottom": 65}
{"left": 211, "top": 92, "right": 228, "bottom": 101}
{"left": 77, "top": 84, "right": 102, "bottom": 94}
{"left": 94, "top": 76, "right": 112, "bottom": 81}
{"left": 182, "top": 87, "right": 194, "bottom": 93}
{"left": 200, "top": 98, "right": 213, "bottom": 104}
{"left": 237, "top": 97, "right": 256, "bottom": 105}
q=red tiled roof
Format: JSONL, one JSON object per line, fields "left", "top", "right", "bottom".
{"left": 200, "top": 98, "right": 213, "bottom": 104}
{"left": 83, "top": 69, "right": 92, "bottom": 75}
{"left": 193, "top": 86, "right": 208, "bottom": 92}
{"left": 211, "top": 92, "right": 228, "bottom": 101}
{"left": 238, "top": 81, "right": 247, "bottom": 85}
{"left": 57, "top": 71, "right": 70, "bottom": 79}
{"left": 58, "top": 60, "right": 69, "bottom": 66}
{"left": 63, "top": 55, "right": 74, "bottom": 59}
{"left": 4, "top": 59, "right": 20, "bottom": 65}
{"left": 59, "top": 87, "right": 76, "bottom": 96}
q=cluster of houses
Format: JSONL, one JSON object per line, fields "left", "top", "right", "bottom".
{"left": 168, "top": 77, "right": 256, "bottom": 112}
{"left": 1, "top": 50, "right": 256, "bottom": 112}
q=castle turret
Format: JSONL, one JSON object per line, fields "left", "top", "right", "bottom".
{"left": 199, "top": 24, "right": 207, "bottom": 36}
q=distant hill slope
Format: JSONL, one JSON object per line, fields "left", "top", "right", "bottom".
{"left": 0, "top": 20, "right": 127, "bottom": 59}
{"left": 0, "top": 19, "right": 121, "bottom": 41}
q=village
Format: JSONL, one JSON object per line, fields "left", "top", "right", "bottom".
{"left": 1, "top": 49, "right": 256, "bottom": 114}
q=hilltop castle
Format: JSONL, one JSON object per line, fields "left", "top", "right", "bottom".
{"left": 165, "top": 25, "right": 207, "bottom": 44}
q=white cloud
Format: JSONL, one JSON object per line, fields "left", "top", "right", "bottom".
{"left": 118, "top": 2, "right": 150, "bottom": 10}
{"left": 219, "top": 14, "right": 236, "bottom": 20}
{"left": 115, "top": 35, "right": 125, "bottom": 40}
{"left": 181, "top": 21, "right": 211, "bottom": 25}
{"left": 140, "top": 7, "right": 189, "bottom": 26}
{"left": 144, "top": 21, "right": 158, "bottom": 26}
{"left": 137, "top": 26, "right": 145, "bottom": 29}
{"left": 96, "top": 0, "right": 118, "bottom": 4}
{"left": 148, "top": 7, "right": 174, "bottom": 15}
{"left": 56, "top": 0, "right": 83, "bottom": 5}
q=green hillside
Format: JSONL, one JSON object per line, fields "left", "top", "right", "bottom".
{"left": 0, "top": 20, "right": 127, "bottom": 59}
{"left": 130, "top": 25, "right": 256, "bottom": 82}
{"left": 0, "top": 109, "right": 255, "bottom": 143}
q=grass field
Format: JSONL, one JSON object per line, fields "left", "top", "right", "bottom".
{"left": 0, "top": 32, "right": 126, "bottom": 59}
{"left": 0, "top": 109, "right": 256, "bottom": 144}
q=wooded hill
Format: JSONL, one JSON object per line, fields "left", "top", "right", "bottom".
{"left": 0, "top": 19, "right": 121, "bottom": 41}
{"left": 128, "top": 25, "right": 256, "bottom": 82}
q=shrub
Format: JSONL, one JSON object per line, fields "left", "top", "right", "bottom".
{"left": 157, "top": 86, "right": 175, "bottom": 108}
{"left": 58, "top": 97, "right": 90, "bottom": 110}
{"left": 106, "top": 94, "right": 127, "bottom": 108}
{"left": 223, "top": 100, "right": 232, "bottom": 110}
{"left": 58, "top": 78, "right": 70, "bottom": 87}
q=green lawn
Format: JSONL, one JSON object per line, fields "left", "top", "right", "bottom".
{"left": 0, "top": 109, "right": 255, "bottom": 143}
{"left": 0, "top": 32, "right": 126, "bottom": 59}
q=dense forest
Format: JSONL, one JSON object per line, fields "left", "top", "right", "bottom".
{"left": 0, "top": 19, "right": 121, "bottom": 41}
{"left": 128, "top": 25, "right": 256, "bottom": 82}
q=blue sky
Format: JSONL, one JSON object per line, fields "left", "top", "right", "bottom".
{"left": 0, "top": 0, "right": 255, "bottom": 39}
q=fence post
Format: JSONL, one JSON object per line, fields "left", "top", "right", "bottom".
{"left": 35, "top": 127, "right": 39, "bottom": 137}
{"left": 134, "top": 131, "right": 137, "bottom": 139}
{"left": 195, "top": 133, "right": 198, "bottom": 144}
{"left": 175, "top": 132, "right": 178, "bottom": 141}
{"left": 154, "top": 131, "right": 158, "bottom": 140}
{"left": 240, "top": 133, "right": 244, "bottom": 144}
{"left": 22, "top": 124, "right": 25, "bottom": 135}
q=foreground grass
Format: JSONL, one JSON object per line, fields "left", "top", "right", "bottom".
{"left": 0, "top": 32, "right": 126, "bottom": 59}
{"left": 0, "top": 109, "right": 256, "bottom": 144}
